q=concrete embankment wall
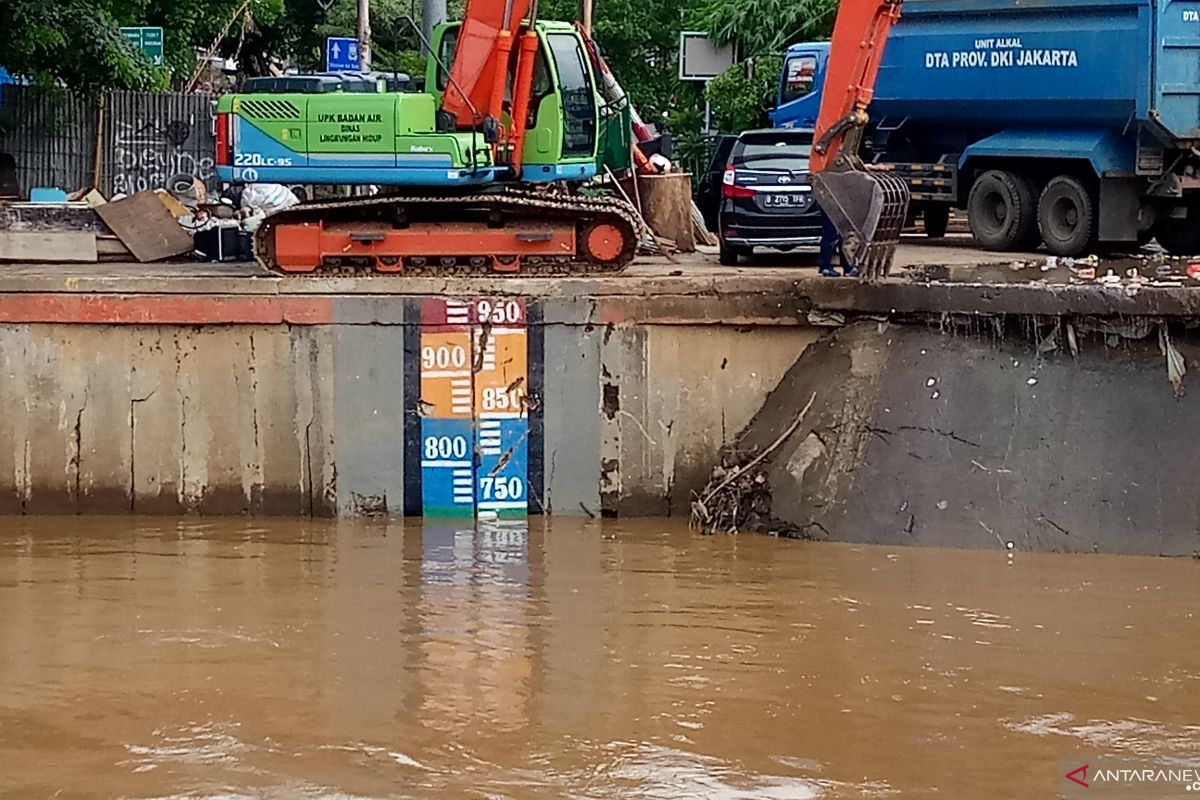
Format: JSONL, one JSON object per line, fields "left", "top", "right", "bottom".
{"left": 0, "top": 279, "right": 816, "bottom": 517}
{"left": 5, "top": 268, "right": 1200, "bottom": 556}
{"left": 734, "top": 320, "right": 1200, "bottom": 556}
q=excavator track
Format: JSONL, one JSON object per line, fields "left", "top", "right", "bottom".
{"left": 254, "top": 188, "right": 644, "bottom": 277}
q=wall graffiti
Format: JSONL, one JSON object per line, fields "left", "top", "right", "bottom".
{"left": 102, "top": 92, "right": 217, "bottom": 198}
{"left": 109, "top": 115, "right": 216, "bottom": 197}
{"left": 0, "top": 87, "right": 218, "bottom": 199}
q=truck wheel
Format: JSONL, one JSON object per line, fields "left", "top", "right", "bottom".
{"left": 967, "top": 170, "right": 1038, "bottom": 251}
{"left": 923, "top": 206, "right": 950, "bottom": 238}
{"left": 1154, "top": 207, "right": 1200, "bottom": 256}
{"left": 1038, "top": 175, "right": 1097, "bottom": 257}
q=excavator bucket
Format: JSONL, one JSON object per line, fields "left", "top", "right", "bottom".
{"left": 811, "top": 162, "right": 910, "bottom": 280}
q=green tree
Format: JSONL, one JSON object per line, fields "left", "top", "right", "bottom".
{"left": 108, "top": 0, "right": 285, "bottom": 81}
{"left": 705, "top": 54, "right": 781, "bottom": 133}
{"left": 690, "top": 0, "right": 837, "bottom": 57}
{"left": 0, "top": 0, "right": 159, "bottom": 90}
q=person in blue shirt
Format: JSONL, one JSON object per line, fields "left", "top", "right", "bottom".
{"left": 819, "top": 209, "right": 859, "bottom": 278}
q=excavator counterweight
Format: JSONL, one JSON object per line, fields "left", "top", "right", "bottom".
{"left": 810, "top": 0, "right": 909, "bottom": 279}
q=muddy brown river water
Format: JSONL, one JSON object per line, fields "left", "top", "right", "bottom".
{"left": 1, "top": 517, "right": 1199, "bottom": 799}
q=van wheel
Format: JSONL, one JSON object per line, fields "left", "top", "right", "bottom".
{"left": 1038, "top": 175, "right": 1097, "bottom": 257}
{"left": 923, "top": 205, "right": 950, "bottom": 238}
{"left": 1154, "top": 207, "right": 1200, "bottom": 256}
{"left": 719, "top": 241, "right": 744, "bottom": 266}
{"left": 967, "top": 170, "right": 1038, "bottom": 251}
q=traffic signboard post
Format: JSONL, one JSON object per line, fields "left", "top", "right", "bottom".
{"left": 326, "top": 37, "right": 362, "bottom": 72}
{"left": 120, "top": 27, "right": 164, "bottom": 67}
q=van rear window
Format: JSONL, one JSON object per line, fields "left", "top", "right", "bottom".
{"left": 733, "top": 140, "right": 812, "bottom": 170}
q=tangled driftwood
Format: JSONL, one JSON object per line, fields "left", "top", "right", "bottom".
{"left": 690, "top": 392, "right": 817, "bottom": 535}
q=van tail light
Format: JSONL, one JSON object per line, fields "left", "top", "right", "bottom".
{"left": 722, "top": 167, "right": 755, "bottom": 199}
{"left": 215, "top": 112, "right": 231, "bottom": 167}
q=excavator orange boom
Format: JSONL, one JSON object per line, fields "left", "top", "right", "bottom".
{"left": 441, "top": 0, "right": 533, "bottom": 129}
{"left": 810, "top": 0, "right": 910, "bottom": 279}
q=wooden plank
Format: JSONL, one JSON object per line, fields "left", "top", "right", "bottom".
{"left": 94, "top": 190, "right": 193, "bottom": 263}
{"left": 0, "top": 203, "right": 107, "bottom": 233}
{"left": 96, "top": 235, "right": 133, "bottom": 257}
{"left": 0, "top": 231, "right": 98, "bottom": 263}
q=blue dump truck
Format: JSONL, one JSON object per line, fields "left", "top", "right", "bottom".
{"left": 774, "top": 0, "right": 1200, "bottom": 256}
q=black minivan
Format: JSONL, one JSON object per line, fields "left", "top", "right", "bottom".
{"left": 717, "top": 128, "right": 823, "bottom": 265}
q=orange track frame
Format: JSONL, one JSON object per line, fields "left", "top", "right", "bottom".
{"left": 272, "top": 221, "right": 576, "bottom": 273}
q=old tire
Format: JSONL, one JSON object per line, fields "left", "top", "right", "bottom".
{"left": 923, "top": 205, "right": 950, "bottom": 238}
{"left": 967, "top": 170, "right": 1038, "bottom": 251}
{"left": 1038, "top": 175, "right": 1097, "bottom": 257}
{"left": 1154, "top": 207, "right": 1200, "bottom": 256}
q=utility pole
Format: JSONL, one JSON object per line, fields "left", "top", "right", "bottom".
{"left": 357, "top": 0, "right": 373, "bottom": 70}
{"left": 579, "top": 0, "right": 593, "bottom": 34}
{"left": 421, "top": 0, "right": 447, "bottom": 54}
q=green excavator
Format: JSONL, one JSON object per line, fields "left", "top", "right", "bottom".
{"left": 215, "top": 0, "right": 642, "bottom": 275}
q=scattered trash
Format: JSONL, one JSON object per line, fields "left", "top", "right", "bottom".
{"left": 1187, "top": 263, "right": 1200, "bottom": 279}
{"left": 807, "top": 310, "right": 846, "bottom": 327}
{"left": 1037, "top": 322, "right": 1060, "bottom": 354}
{"left": 240, "top": 183, "right": 300, "bottom": 217}
{"left": 1027, "top": 377, "right": 1038, "bottom": 386}
{"left": 29, "top": 187, "right": 68, "bottom": 203}
{"left": 1156, "top": 264, "right": 1175, "bottom": 276}
{"left": 1158, "top": 324, "right": 1187, "bottom": 398}
{"left": 690, "top": 393, "right": 816, "bottom": 535}
{"left": 1041, "top": 256, "right": 1058, "bottom": 271}
{"left": 931, "top": 390, "right": 941, "bottom": 399}
{"left": 1098, "top": 269, "right": 1121, "bottom": 285}
{"left": 936, "top": 500, "right": 949, "bottom": 511}
{"left": 925, "top": 377, "right": 937, "bottom": 387}
{"left": 1074, "top": 266, "right": 1096, "bottom": 280}
{"left": 165, "top": 173, "right": 208, "bottom": 211}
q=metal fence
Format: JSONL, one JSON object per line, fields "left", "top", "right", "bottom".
{"left": 100, "top": 91, "right": 217, "bottom": 198}
{"left": 0, "top": 86, "right": 97, "bottom": 195}
{"left": 0, "top": 86, "right": 216, "bottom": 199}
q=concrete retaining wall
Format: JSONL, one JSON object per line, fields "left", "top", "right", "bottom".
{"left": 7, "top": 266, "right": 1200, "bottom": 549}
{"left": 731, "top": 321, "right": 1200, "bottom": 555}
{"left": 0, "top": 307, "right": 813, "bottom": 517}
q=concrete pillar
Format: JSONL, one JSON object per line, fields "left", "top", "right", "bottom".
{"left": 421, "top": 0, "right": 447, "bottom": 54}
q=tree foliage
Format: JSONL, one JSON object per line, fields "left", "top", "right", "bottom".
{"left": 0, "top": 0, "right": 159, "bottom": 90}
{"left": 0, "top": 0, "right": 287, "bottom": 89}
{"left": 705, "top": 55, "right": 781, "bottom": 133}
{"left": 690, "top": 0, "right": 838, "bottom": 58}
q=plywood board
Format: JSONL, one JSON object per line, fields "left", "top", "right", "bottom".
{"left": 95, "top": 190, "right": 193, "bottom": 262}
{"left": 96, "top": 235, "right": 133, "bottom": 257}
{"left": 0, "top": 231, "right": 97, "bottom": 263}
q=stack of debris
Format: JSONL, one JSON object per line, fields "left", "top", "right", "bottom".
{"left": 690, "top": 393, "right": 817, "bottom": 536}
{"left": 0, "top": 185, "right": 195, "bottom": 264}
{"left": 0, "top": 175, "right": 300, "bottom": 265}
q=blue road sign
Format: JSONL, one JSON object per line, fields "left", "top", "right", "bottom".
{"left": 326, "top": 37, "right": 361, "bottom": 72}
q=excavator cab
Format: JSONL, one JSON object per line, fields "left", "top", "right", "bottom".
{"left": 428, "top": 20, "right": 601, "bottom": 181}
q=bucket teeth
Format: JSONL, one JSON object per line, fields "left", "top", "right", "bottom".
{"left": 812, "top": 165, "right": 911, "bottom": 280}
